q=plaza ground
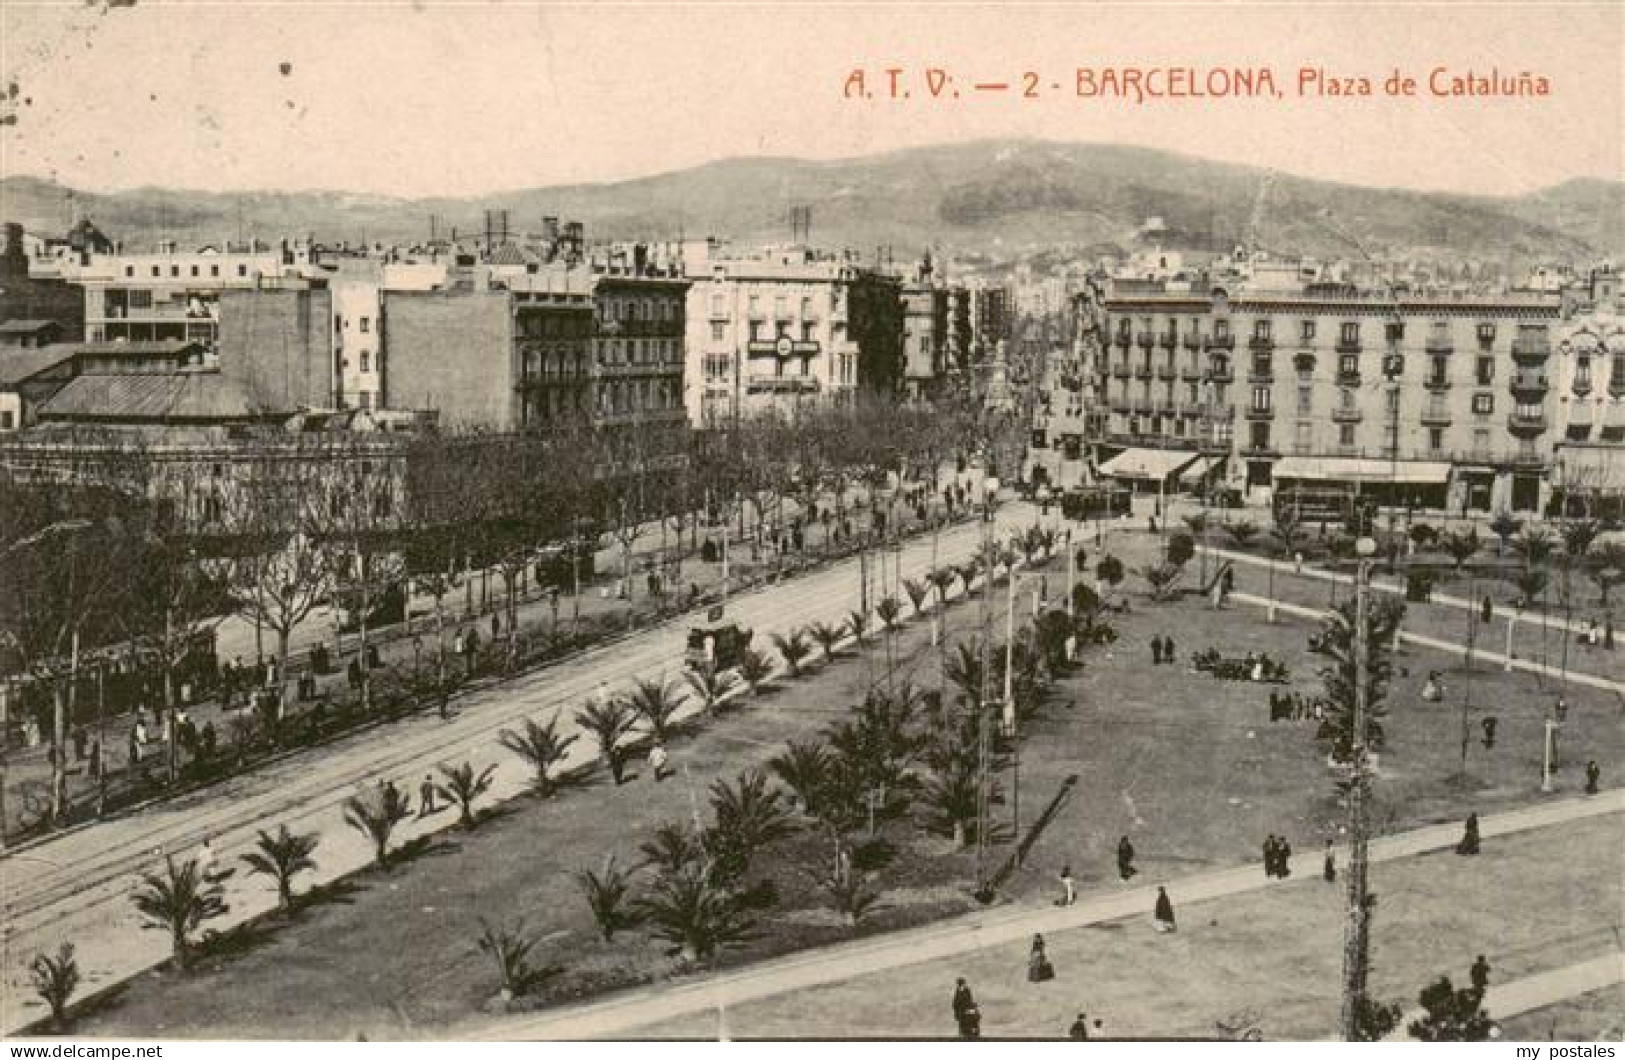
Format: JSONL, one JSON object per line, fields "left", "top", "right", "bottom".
{"left": 47, "top": 521, "right": 1625, "bottom": 1039}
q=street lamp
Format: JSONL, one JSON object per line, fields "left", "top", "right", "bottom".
{"left": 1339, "top": 534, "right": 1377, "bottom": 1041}
{"left": 1004, "top": 570, "right": 1046, "bottom": 859}
{"left": 974, "top": 474, "right": 1000, "bottom": 902}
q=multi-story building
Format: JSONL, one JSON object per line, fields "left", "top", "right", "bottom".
{"left": 683, "top": 241, "right": 897, "bottom": 427}
{"left": 1, "top": 224, "right": 85, "bottom": 341}
{"left": 1551, "top": 265, "right": 1625, "bottom": 518}
{"left": 589, "top": 252, "right": 689, "bottom": 447}
{"left": 1078, "top": 273, "right": 1588, "bottom": 513}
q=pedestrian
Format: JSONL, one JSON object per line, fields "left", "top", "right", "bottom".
{"left": 1069, "top": 1013, "right": 1091, "bottom": 1040}
{"left": 1584, "top": 760, "right": 1600, "bottom": 795}
{"left": 1058, "top": 863, "right": 1076, "bottom": 906}
{"left": 1163, "top": 636, "right": 1176, "bottom": 666}
{"left": 72, "top": 726, "right": 88, "bottom": 762}
{"left": 419, "top": 774, "right": 437, "bottom": 816}
{"left": 1116, "top": 835, "right": 1137, "bottom": 881}
{"left": 1148, "top": 515, "right": 1158, "bottom": 535}
{"left": 1480, "top": 716, "right": 1498, "bottom": 750}
{"left": 1153, "top": 886, "right": 1177, "bottom": 933}
{"left": 1277, "top": 836, "right": 1292, "bottom": 878}
{"left": 1470, "top": 954, "right": 1491, "bottom": 995}
{"left": 196, "top": 837, "right": 217, "bottom": 879}
{"left": 1293, "top": 551, "right": 1303, "bottom": 575}
{"left": 1481, "top": 595, "right": 1493, "bottom": 624}
{"left": 1151, "top": 635, "right": 1164, "bottom": 666}
{"left": 491, "top": 612, "right": 501, "bottom": 640}
{"left": 1421, "top": 671, "right": 1442, "bottom": 702}
{"left": 1027, "top": 933, "right": 1055, "bottom": 982}
{"left": 1322, "top": 839, "right": 1337, "bottom": 883}
{"left": 648, "top": 742, "right": 671, "bottom": 782}
{"left": 952, "top": 978, "right": 979, "bottom": 1039}
{"left": 1456, "top": 812, "right": 1480, "bottom": 856}
{"left": 1262, "top": 835, "right": 1279, "bottom": 878}
{"left": 347, "top": 656, "right": 363, "bottom": 690}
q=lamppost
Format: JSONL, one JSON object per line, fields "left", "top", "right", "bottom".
{"left": 1339, "top": 534, "right": 1378, "bottom": 1041}
{"left": 1004, "top": 570, "right": 1046, "bottom": 857}
{"left": 974, "top": 473, "right": 1000, "bottom": 902}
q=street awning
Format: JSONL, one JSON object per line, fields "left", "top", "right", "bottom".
{"left": 1552, "top": 446, "right": 1623, "bottom": 488}
{"left": 1098, "top": 448, "right": 1200, "bottom": 481}
{"left": 1178, "top": 455, "right": 1227, "bottom": 484}
{"left": 1271, "top": 456, "right": 1452, "bottom": 484}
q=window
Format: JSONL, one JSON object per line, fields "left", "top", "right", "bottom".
{"left": 1429, "top": 355, "right": 1448, "bottom": 384}
{"left": 1340, "top": 322, "right": 1360, "bottom": 346}
{"left": 1339, "top": 352, "right": 1359, "bottom": 376}
{"left": 1472, "top": 393, "right": 1494, "bottom": 414}
{"left": 1214, "top": 320, "right": 1230, "bottom": 340}
{"left": 151, "top": 265, "right": 161, "bottom": 277}
{"left": 1575, "top": 356, "right": 1592, "bottom": 390}
{"left": 359, "top": 391, "right": 372, "bottom": 410}
{"left": 1253, "top": 319, "right": 1272, "bottom": 340}
{"left": 124, "top": 266, "right": 134, "bottom": 278}
{"left": 1339, "top": 423, "right": 1356, "bottom": 446}
{"left": 749, "top": 321, "right": 763, "bottom": 342}
{"left": 211, "top": 265, "right": 220, "bottom": 278}
{"left": 1477, "top": 323, "right": 1496, "bottom": 346}
{"left": 0, "top": 410, "right": 13, "bottom": 431}
{"left": 360, "top": 351, "right": 370, "bottom": 373}
{"left": 1339, "top": 388, "right": 1355, "bottom": 410}
{"left": 1297, "top": 387, "right": 1312, "bottom": 413}
{"left": 1385, "top": 322, "right": 1404, "bottom": 344}
{"left": 129, "top": 290, "right": 153, "bottom": 309}
{"left": 710, "top": 293, "right": 726, "bottom": 317}
{"left": 237, "top": 264, "right": 247, "bottom": 278}
{"left": 1385, "top": 389, "right": 1400, "bottom": 413}
{"left": 1249, "top": 422, "right": 1271, "bottom": 449}
{"left": 1428, "top": 427, "right": 1444, "bottom": 452}
{"left": 802, "top": 322, "right": 816, "bottom": 342}
{"left": 710, "top": 322, "right": 725, "bottom": 342}
{"left": 748, "top": 295, "right": 762, "bottom": 317}
{"left": 1476, "top": 356, "right": 1494, "bottom": 385}
{"left": 1251, "top": 386, "right": 1271, "bottom": 412}
{"left": 1295, "top": 421, "right": 1311, "bottom": 446}
{"left": 190, "top": 265, "right": 199, "bottom": 277}
{"left": 1300, "top": 319, "right": 1316, "bottom": 343}
{"left": 1473, "top": 428, "right": 1490, "bottom": 452}
{"left": 359, "top": 316, "right": 370, "bottom": 334}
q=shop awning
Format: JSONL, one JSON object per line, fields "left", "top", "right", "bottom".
{"left": 1098, "top": 448, "right": 1200, "bottom": 481}
{"left": 1271, "top": 456, "right": 1452, "bottom": 484}
{"left": 1178, "top": 455, "right": 1227, "bottom": 484}
{"left": 1553, "top": 446, "right": 1623, "bottom": 488}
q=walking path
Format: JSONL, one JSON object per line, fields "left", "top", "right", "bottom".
{"left": 1227, "top": 591, "right": 1625, "bottom": 695}
{"left": 465, "top": 792, "right": 1623, "bottom": 1041}
{"left": 1380, "top": 953, "right": 1624, "bottom": 1041}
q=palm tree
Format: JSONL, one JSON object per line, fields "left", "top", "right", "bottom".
{"left": 771, "top": 629, "right": 813, "bottom": 678}
{"left": 1489, "top": 511, "right": 1522, "bottom": 556}
{"left": 343, "top": 783, "right": 413, "bottom": 866}
{"left": 637, "top": 863, "right": 755, "bottom": 964}
{"left": 1512, "top": 526, "right": 1557, "bottom": 571}
{"left": 708, "top": 768, "right": 798, "bottom": 852}
{"left": 1589, "top": 542, "right": 1625, "bottom": 607}
{"left": 627, "top": 676, "right": 687, "bottom": 742}
{"left": 29, "top": 943, "right": 80, "bottom": 1032}
{"left": 807, "top": 620, "right": 846, "bottom": 662}
{"left": 575, "top": 856, "right": 641, "bottom": 943}
{"left": 769, "top": 739, "right": 832, "bottom": 817}
{"left": 685, "top": 658, "right": 740, "bottom": 711}
{"left": 920, "top": 757, "right": 979, "bottom": 846}
{"left": 735, "top": 648, "right": 773, "bottom": 696}
{"left": 240, "top": 824, "right": 319, "bottom": 913}
{"left": 844, "top": 609, "right": 870, "bottom": 647}
{"left": 498, "top": 716, "right": 579, "bottom": 798}
{"left": 875, "top": 595, "right": 903, "bottom": 634}
{"left": 1562, "top": 519, "right": 1600, "bottom": 563}
{"left": 639, "top": 819, "right": 705, "bottom": 875}
{"left": 436, "top": 761, "right": 498, "bottom": 830}
{"left": 1441, "top": 528, "right": 1481, "bottom": 573}
{"left": 929, "top": 567, "right": 958, "bottom": 609}
{"left": 812, "top": 865, "right": 882, "bottom": 927}
{"left": 902, "top": 577, "right": 930, "bottom": 618}
{"left": 475, "top": 917, "right": 540, "bottom": 1001}
{"left": 942, "top": 638, "right": 988, "bottom": 709}
{"left": 130, "top": 855, "right": 229, "bottom": 970}
{"left": 1228, "top": 520, "right": 1260, "bottom": 550}
{"left": 574, "top": 697, "right": 637, "bottom": 785}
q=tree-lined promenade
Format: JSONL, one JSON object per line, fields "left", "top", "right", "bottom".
{"left": 0, "top": 396, "right": 1028, "bottom": 841}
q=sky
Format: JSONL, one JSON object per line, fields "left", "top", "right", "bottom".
{"left": 1, "top": 1, "right": 1621, "bottom": 199}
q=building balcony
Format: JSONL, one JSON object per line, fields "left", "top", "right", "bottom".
{"left": 1134, "top": 365, "right": 1154, "bottom": 381}
{"left": 1108, "top": 397, "right": 1133, "bottom": 415}
{"left": 1243, "top": 440, "right": 1279, "bottom": 456}
{"left": 1420, "top": 407, "right": 1453, "bottom": 426}
{"left": 1206, "top": 335, "right": 1235, "bottom": 352}
{"left": 1335, "top": 339, "right": 1362, "bottom": 354}
{"left": 1293, "top": 352, "right": 1317, "bottom": 373}
{"left": 1425, "top": 336, "right": 1454, "bottom": 354}
{"left": 1506, "top": 411, "right": 1547, "bottom": 436}
{"left": 1337, "top": 370, "right": 1362, "bottom": 387}
{"left": 1115, "top": 332, "right": 1132, "bottom": 349}
{"left": 1207, "top": 366, "right": 1234, "bottom": 384}
{"left": 1180, "top": 364, "right": 1204, "bottom": 382}
{"left": 1112, "top": 363, "right": 1132, "bottom": 379}
{"left": 1159, "top": 332, "right": 1178, "bottom": 350}
{"left": 1248, "top": 336, "right": 1275, "bottom": 352}
{"left": 1245, "top": 405, "right": 1275, "bottom": 421}
{"left": 1183, "top": 333, "right": 1202, "bottom": 350}
{"left": 1331, "top": 407, "right": 1363, "bottom": 423}
{"left": 1132, "top": 399, "right": 1155, "bottom": 415}
{"left": 1509, "top": 372, "right": 1549, "bottom": 397}
{"left": 1136, "top": 334, "right": 1154, "bottom": 350}
{"left": 1248, "top": 369, "right": 1274, "bottom": 384}
{"left": 1511, "top": 336, "right": 1551, "bottom": 361}
{"left": 1156, "top": 363, "right": 1177, "bottom": 381}
{"left": 1423, "top": 375, "right": 1452, "bottom": 391}
{"left": 746, "top": 373, "right": 821, "bottom": 394}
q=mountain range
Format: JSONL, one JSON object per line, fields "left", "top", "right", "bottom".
{"left": 4, "top": 140, "right": 1620, "bottom": 271}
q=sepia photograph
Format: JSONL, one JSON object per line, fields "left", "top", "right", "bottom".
{"left": 0, "top": 0, "right": 1621, "bottom": 1047}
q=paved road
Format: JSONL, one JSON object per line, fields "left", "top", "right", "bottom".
{"left": 463, "top": 792, "right": 1624, "bottom": 1041}
{"left": 0, "top": 502, "right": 1026, "bottom": 1035}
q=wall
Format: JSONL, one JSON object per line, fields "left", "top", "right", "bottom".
{"left": 383, "top": 290, "right": 515, "bottom": 430}
{"left": 217, "top": 287, "right": 336, "bottom": 412}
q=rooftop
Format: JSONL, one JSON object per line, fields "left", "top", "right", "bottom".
{"left": 38, "top": 370, "right": 274, "bottom": 423}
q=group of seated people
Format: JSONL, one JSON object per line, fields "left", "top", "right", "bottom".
{"left": 1268, "top": 689, "right": 1327, "bottom": 723}
{"left": 1191, "top": 648, "right": 1291, "bottom": 684}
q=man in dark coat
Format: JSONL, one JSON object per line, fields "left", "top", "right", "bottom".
{"left": 1277, "top": 836, "right": 1292, "bottom": 877}
{"left": 1456, "top": 812, "right": 1481, "bottom": 856}
{"left": 1163, "top": 636, "right": 1176, "bottom": 665}
{"left": 1262, "top": 835, "right": 1278, "bottom": 878}
{"left": 1069, "top": 1013, "right": 1091, "bottom": 1040}
{"left": 1154, "top": 886, "right": 1177, "bottom": 932}
{"left": 1151, "top": 635, "right": 1164, "bottom": 665}
{"left": 1117, "top": 835, "right": 1137, "bottom": 880}
{"left": 1585, "top": 760, "right": 1601, "bottom": 795}
{"left": 1470, "top": 954, "right": 1491, "bottom": 995}
{"left": 952, "top": 978, "right": 977, "bottom": 1038}
{"left": 1481, "top": 716, "right": 1498, "bottom": 750}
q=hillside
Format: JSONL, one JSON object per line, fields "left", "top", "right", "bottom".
{"left": 3, "top": 140, "right": 1619, "bottom": 268}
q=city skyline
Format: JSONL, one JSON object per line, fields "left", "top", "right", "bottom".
{"left": 1, "top": 1, "right": 1621, "bottom": 199}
